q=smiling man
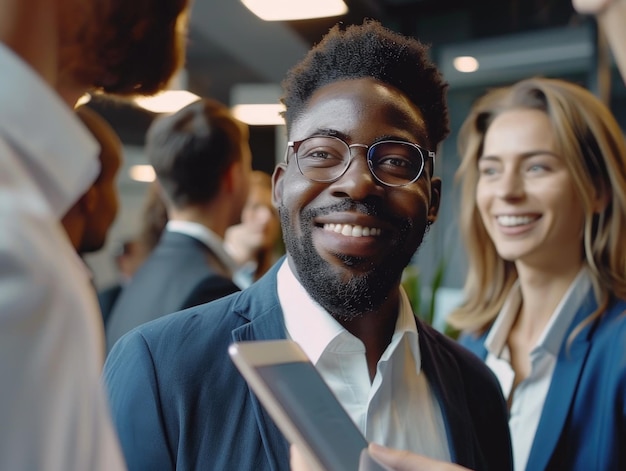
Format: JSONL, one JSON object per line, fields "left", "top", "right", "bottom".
{"left": 104, "top": 20, "right": 512, "bottom": 471}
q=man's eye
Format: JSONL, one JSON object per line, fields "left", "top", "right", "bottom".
{"left": 304, "top": 150, "right": 332, "bottom": 159}
{"left": 378, "top": 156, "right": 415, "bottom": 169}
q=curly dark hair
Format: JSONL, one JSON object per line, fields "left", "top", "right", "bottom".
{"left": 281, "top": 20, "right": 450, "bottom": 148}
{"left": 64, "top": 0, "right": 190, "bottom": 96}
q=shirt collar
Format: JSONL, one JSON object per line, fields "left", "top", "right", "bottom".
{"left": 277, "top": 259, "right": 421, "bottom": 371}
{"left": 485, "top": 266, "right": 593, "bottom": 358}
{"left": 0, "top": 44, "right": 99, "bottom": 218}
{"left": 165, "top": 220, "right": 239, "bottom": 276}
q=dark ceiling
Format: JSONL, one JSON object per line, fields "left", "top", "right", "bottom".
{"left": 89, "top": 0, "right": 591, "bottom": 147}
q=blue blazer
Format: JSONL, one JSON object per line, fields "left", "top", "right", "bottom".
{"left": 459, "top": 288, "right": 626, "bottom": 471}
{"left": 104, "top": 261, "right": 512, "bottom": 471}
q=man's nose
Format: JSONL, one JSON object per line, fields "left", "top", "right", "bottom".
{"left": 329, "top": 147, "right": 385, "bottom": 200}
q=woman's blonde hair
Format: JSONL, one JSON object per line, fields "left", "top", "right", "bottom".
{"left": 447, "top": 77, "right": 626, "bottom": 334}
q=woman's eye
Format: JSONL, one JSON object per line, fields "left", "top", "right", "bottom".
{"left": 478, "top": 165, "right": 498, "bottom": 176}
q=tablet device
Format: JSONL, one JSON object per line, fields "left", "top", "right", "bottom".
{"left": 229, "top": 339, "right": 382, "bottom": 471}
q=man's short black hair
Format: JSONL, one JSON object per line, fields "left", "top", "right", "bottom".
{"left": 281, "top": 19, "right": 449, "bottom": 148}
{"left": 146, "top": 98, "right": 248, "bottom": 208}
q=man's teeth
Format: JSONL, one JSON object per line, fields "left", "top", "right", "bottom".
{"left": 323, "top": 223, "right": 381, "bottom": 237}
{"left": 497, "top": 215, "right": 537, "bottom": 227}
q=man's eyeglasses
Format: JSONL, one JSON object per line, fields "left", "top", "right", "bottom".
{"left": 286, "top": 135, "right": 436, "bottom": 187}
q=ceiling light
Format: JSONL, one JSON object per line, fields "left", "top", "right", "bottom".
{"left": 133, "top": 90, "right": 200, "bottom": 114}
{"left": 241, "top": 0, "right": 347, "bottom": 21}
{"left": 232, "top": 104, "right": 286, "bottom": 125}
{"left": 230, "top": 83, "right": 285, "bottom": 126}
{"left": 128, "top": 165, "right": 156, "bottom": 183}
{"left": 453, "top": 56, "right": 479, "bottom": 73}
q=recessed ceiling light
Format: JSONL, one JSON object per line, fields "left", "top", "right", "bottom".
{"left": 133, "top": 90, "right": 200, "bottom": 114}
{"left": 453, "top": 56, "right": 479, "bottom": 73}
{"left": 128, "top": 165, "right": 156, "bottom": 183}
{"left": 241, "top": 0, "right": 348, "bottom": 21}
{"left": 232, "top": 104, "right": 286, "bottom": 126}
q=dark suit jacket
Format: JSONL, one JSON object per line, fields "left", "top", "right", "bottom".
{"left": 97, "top": 283, "right": 123, "bottom": 327}
{"left": 104, "top": 260, "right": 513, "bottom": 471}
{"left": 105, "top": 230, "right": 239, "bottom": 351}
{"left": 459, "top": 287, "right": 626, "bottom": 471}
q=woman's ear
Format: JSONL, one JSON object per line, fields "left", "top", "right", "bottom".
{"left": 592, "top": 185, "right": 611, "bottom": 214}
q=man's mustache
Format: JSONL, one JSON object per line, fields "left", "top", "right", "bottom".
{"left": 301, "top": 199, "right": 405, "bottom": 228}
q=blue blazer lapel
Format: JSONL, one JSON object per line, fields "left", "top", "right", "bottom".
{"left": 230, "top": 266, "right": 290, "bottom": 469}
{"left": 525, "top": 291, "right": 597, "bottom": 471}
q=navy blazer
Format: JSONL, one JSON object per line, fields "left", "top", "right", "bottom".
{"left": 104, "top": 261, "right": 512, "bottom": 471}
{"left": 459, "top": 288, "right": 626, "bottom": 471}
{"left": 105, "top": 230, "right": 240, "bottom": 351}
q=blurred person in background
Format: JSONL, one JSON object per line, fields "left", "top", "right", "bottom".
{"left": 0, "top": 0, "right": 190, "bottom": 468}
{"left": 136, "top": 180, "right": 170, "bottom": 252}
{"left": 62, "top": 106, "right": 122, "bottom": 257}
{"left": 98, "top": 239, "right": 146, "bottom": 326}
{"left": 225, "top": 170, "right": 283, "bottom": 288}
{"left": 98, "top": 181, "right": 169, "bottom": 325}
{"left": 105, "top": 98, "right": 252, "bottom": 351}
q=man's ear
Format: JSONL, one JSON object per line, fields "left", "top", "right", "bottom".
{"left": 272, "top": 163, "right": 287, "bottom": 208}
{"left": 222, "top": 161, "right": 240, "bottom": 194}
{"left": 427, "top": 177, "right": 442, "bottom": 225}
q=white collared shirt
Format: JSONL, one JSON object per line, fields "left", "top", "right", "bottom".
{"left": 277, "top": 260, "right": 450, "bottom": 460}
{"left": 0, "top": 44, "right": 126, "bottom": 470}
{"left": 484, "top": 267, "right": 592, "bottom": 471}
{"left": 165, "top": 220, "right": 240, "bottom": 279}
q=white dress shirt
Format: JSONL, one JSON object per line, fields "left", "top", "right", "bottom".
{"left": 0, "top": 44, "right": 126, "bottom": 470}
{"left": 484, "top": 267, "right": 592, "bottom": 471}
{"left": 277, "top": 260, "right": 450, "bottom": 460}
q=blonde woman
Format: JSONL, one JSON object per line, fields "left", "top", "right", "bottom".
{"left": 448, "top": 77, "right": 626, "bottom": 471}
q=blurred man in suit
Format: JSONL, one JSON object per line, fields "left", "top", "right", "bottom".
{"left": 97, "top": 239, "right": 146, "bottom": 326}
{"left": 105, "top": 98, "right": 251, "bottom": 351}
{"left": 98, "top": 181, "right": 169, "bottom": 325}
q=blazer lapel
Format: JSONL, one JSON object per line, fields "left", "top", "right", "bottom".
{"left": 524, "top": 291, "right": 596, "bottom": 471}
{"left": 230, "top": 270, "right": 290, "bottom": 469}
{"left": 417, "top": 321, "right": 479, "bottom": 468}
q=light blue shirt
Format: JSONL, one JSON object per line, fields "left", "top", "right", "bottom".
{"left": 485, "top": 267, "right": 593, "bottom": 471}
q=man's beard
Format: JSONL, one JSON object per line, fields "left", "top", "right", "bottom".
{"left": 279, "top": 200, "right": 425, "bottom": 322}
